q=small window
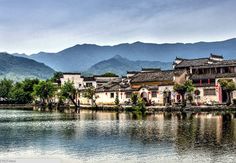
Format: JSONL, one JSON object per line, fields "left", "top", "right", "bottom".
{"left": 86, "top": 83, "right": 92, "bottom": 87}
{"left": 110, "top": 93, "right": 114, "bottom": 98}
{"left": 126, "top": 92, "right": 132, "bottom": 98}
{"left": 152, "top": 91, "right": 157, "bottom": 98}
{"left": 204, "top": 89, "right": 216, "bottom": 96}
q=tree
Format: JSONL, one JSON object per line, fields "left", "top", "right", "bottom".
{"left": 33, "top": 81, "right": 56, "bottom": 107}
{"left": 11, "top": 79, "right": 39, "bottom": 104}
{"left": 60, "top": 80, "right": 79, "bottom": 112}
{"left": 101, "top": 72, "right": 118, "bottom": 77}
{"left": 0, "top": 78, "right": 13, "bottom": 100}
{"left": 51, "top": 72, "right": 63, "bottom": 85}
{"left": 114, "top": 92, "right": 120, "bottom": 106}
{"left": 83, "top": 86, "right": 96, "bottom": 107}
{"left": 174, "top": 80, "right": 194, "bottom": 106}
{"left": 131, "top": 93, "right": 138, "bottom": 105}
{"left": 218, "top": 79, "right": 236, "bottom": 105}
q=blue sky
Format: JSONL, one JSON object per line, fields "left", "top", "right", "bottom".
{"left": 0, "top": 0, "right": 236, "bottom": 54}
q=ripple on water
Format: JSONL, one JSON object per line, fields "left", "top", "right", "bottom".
{"left": 0, "top": 110, "right": 235, "bottom": 163}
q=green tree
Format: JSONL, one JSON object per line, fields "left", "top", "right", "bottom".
{"left": 101, "top": 72, "right": 118, "bottom": 77}
{"left": 174, "top": 80, "right": 194, "bottom": 106}
{"left": 114, "top": 92, "right": 120, "bottom": 106}
{"left": 83, "top": 86, "right": 96, "bottom": 107}
{"left": 0, "top": 78, "right": 13, "bottom": 100}
{"left": 33, "top": 81, "right": 56, "bottom": 107}
{"left": 60, "top": 80, "right": 79, "bottom": 112}
{"left": 50, "top": 72, "right": 63, "bottom": 85}
{"left": 131, "top": 93, "right": 138, "bottom": 105}
{"left": 218, "top": 79, "right": 236, "bottom": 105}
{"left": 137, "top": 95, "right": 146, "bottom": 114}
{"left": 11, "top": 79, "right": 39, "bottom": 104}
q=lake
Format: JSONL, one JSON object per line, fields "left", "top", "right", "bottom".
{"left": 0, "top": 109, "right": 235, "bottom": 163}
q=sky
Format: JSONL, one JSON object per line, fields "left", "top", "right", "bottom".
{"left": 0, "top": 0, "right": 236, "bottom": 54}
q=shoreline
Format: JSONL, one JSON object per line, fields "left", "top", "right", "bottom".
{"left": 1, "top": 104, "right": 236, "bottom": 112}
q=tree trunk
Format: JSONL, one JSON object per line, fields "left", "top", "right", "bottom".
{"left": 181, "top": 94, "right": 185, "bottom": 106}
{"left": 69, "top": 96, "right": 79, "bottom": 113}
{"left": 227, "top": 91, "right": 231, "bottom": 106}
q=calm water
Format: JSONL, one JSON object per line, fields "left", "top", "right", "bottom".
{"left": 0, "top": 110, "right": 235, "bottom": 163}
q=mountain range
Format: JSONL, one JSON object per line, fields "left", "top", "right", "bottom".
{"left": 7, "top": 38, "right": 236, "bottom": 76}
{"left": 86, "top": 55, "right": 172, "bottom": 75}
{"left": 14, "top": 38, "right": 236, "bottom": 72}
{"left": 0, "top": 53, "right": 55, "bottom": 81}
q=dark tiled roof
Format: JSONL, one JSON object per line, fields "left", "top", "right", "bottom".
{"left": 175, "top": 57, "right": 236, "bottom": 69}
{"left": 190, "top": 74, "right": 216, "bottom": 80}
{"left": 127, "top": 71, "right": 140, "bottom": 74}
{"left": 96, "top": 78, "right": 131, "bottom": 92}
{"left": 130, "top": 70, "right": 185, "bottom": 83}
{"left": 175, "top": 58, "right": 210, "bottom": 68}
{"left": 216, "top": 73, "right": 236, "bottom": 78}
{"left": 141, "top": 68, "right": 161, "bottom": 72}
{"left": 210, "top": 53, "right": 223, "bottom": 59}
{"left": 83, "top": 77, "right": 95, "bottom": 81}
{"left": 190, "top": 73, "right": 236, "bottom": 80}
{"left": 192, "top": 60, "right": 236, "bottom": 69}
{"left": 63, "top": 72, "right": 81, "bottom": 75}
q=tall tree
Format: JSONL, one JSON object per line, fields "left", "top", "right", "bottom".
{"left": 60, "top": 80, "right": 79, "bottom": 113}
{"left": 218, "top": 79, "right": 236, "bottom": 105}
{"left": 33, "top": 81, "right": 56, "bottom": 107}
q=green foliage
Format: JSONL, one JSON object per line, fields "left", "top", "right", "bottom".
{"left": 60, "top": 80, "right": 76, "bottom": 99}
{"left": 174, "top": 80, "right": 194, "bottom": 95}
{"left": 83, "top": 86, "right": 96, "bottom": 106}
{"left": 218, "top": 79, "right": 236, "bottom": 91}
{"left": 130, "top": 95, "right": 146, "bottom": 114}
{"left": 114, "top": 92, "right": 120, "bottom": 106}
{"left": 101, "top": 72, "right": 118, "bottom": 77}
{"left": 0, "top": 78, "right": 13, "bottom": 99}
{"left": 218, "top": 79, "right": 236, "bottom": 105}
{"left": 10, "top": 78, "right": 39, "bottom": 104}
{"left": 174, "top": 80, "right": 194, "bottom": 106}
{"left": 83, "top": 86, "right": 96, "bottom": 100}
{"left": 50, "top": 72, "right": 63, "bottom": 83}
{"left": 131, "top": 93, "right": 138, "bottom": 105}
{"left": 33, "top": 80, "right": 56, "bottom": 103}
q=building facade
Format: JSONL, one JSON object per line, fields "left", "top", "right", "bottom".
{"left": 174, "top": 54, "right": 236, "bottom": 104}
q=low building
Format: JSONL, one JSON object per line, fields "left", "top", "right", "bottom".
{"left": 95, "top": 78, "right": 132, "bottom": 105}
{"left": 130, "top": 69, "right": 187, "bottom": 105}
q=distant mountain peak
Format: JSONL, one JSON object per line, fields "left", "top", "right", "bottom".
{"left": 112, "top": 54, "right": 125, "bottom": 59}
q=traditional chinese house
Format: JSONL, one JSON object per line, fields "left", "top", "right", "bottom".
{"left": 174, "top": 54, "right": 236, "bottom": 104}
{"left": 129, "top": 69, "right": 187, "bottom": 105}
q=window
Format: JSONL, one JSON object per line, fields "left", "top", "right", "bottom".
{"left": 151, "top": 91, "right": 157, "bottom": 98}
{"left": 204, "top": 89, "right": 216, "bottom": 96}
{"left": 110, "top": 93, "right": 114, "bottom": 98}
{"left": 126, "top": 92, "right": 132, "bottom": 98}
{"left": 86, "top": 83, "right": 93, "bottom": 87}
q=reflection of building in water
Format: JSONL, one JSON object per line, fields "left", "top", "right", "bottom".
{"left": 195, "top": 113, "right": 223, "bottom": 144}
{"left": 175, "top": 112, "right": 236, "bottom": 156}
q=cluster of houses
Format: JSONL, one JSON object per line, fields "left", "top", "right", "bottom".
{"left": 60, "top": 54, "right": 236, "bottom": 106}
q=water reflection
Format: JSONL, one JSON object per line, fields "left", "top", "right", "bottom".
{"left": 0, "top": 110, "right": 235, "bottom": 162}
